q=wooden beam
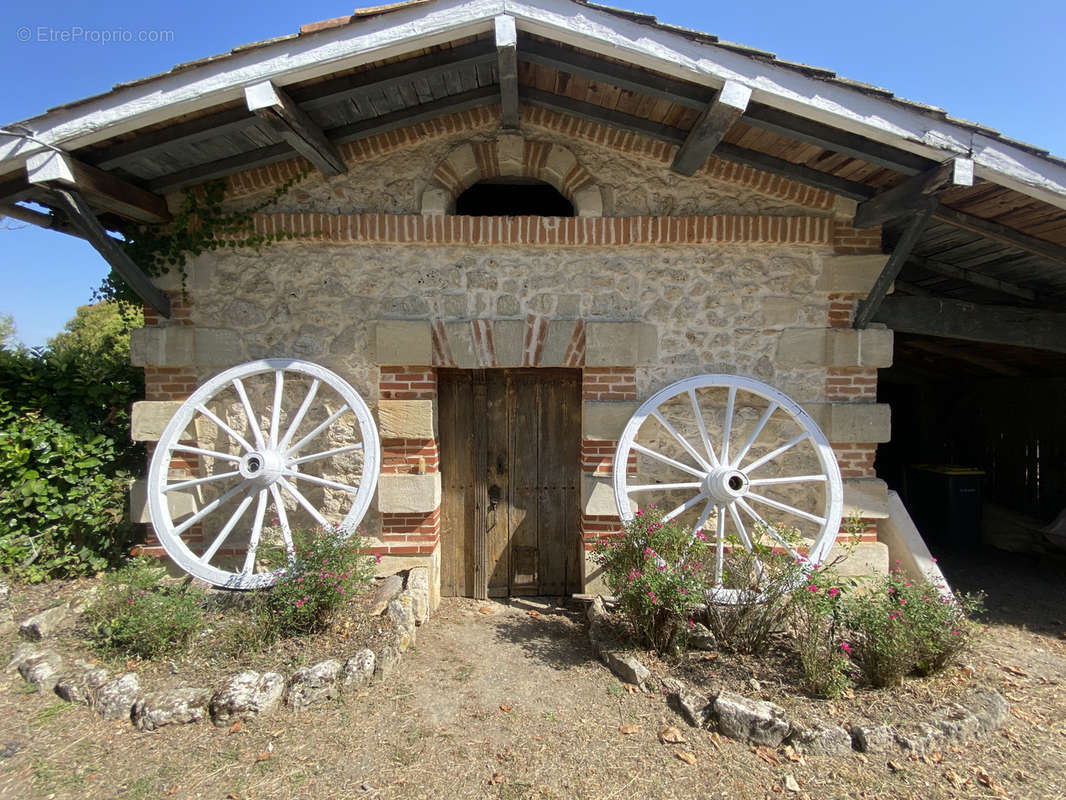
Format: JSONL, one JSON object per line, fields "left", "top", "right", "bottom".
{"left": 893, "top": 279, "right": 935, "bottom": 297}
{"left": 671, "top": 81, "right": 751, "bottom": 176}
{"left": 932, "top": 205, "right": 1066, "bottom": 266}
{"left": 854, "top": 158, "right": 974, "bottom": 229}
{"left": 522, "top": 88, "right": 687, "bottom": 145}
{"left": 245, "top": 81, "right": 346, "bottom": 176}
{"left": 714, "top": 143, "right": 875, "bottom": 200}
{"left": 873, "top": 295, "right": 1066, "bottom": 354}
{"left": 47, "top": 188, "right": 170, "bottom": 318}
{"left": 900, "top": 336, "right": 1024, "bottom": 376}
{"left": 854, "top": 201, "right": 936, "bottom": 329}
{"left": 26, "top": 151, "right": 170, "bottom": 224}
{"left": 495, "top": 16, "right": 520, "bottom": 130}
{"left": 0, "top": 202, "right": 85, "bottom": 239}
{"left": 146, "top": 143, "right": 292, "bottom": 194}
{"left": 741, "top": 104, "right": 933, "bottom": 175}
{"left": 912, "top": 257, "right": 1037, "bottom": 301}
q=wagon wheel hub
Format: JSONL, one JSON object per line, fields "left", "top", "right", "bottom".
{"left": 238, "top": 449, "right": 287, "bottom": 486}
{"left": 703, "top": 467, "right": 750, "bottom": 505}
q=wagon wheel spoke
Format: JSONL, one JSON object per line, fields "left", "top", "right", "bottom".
{"left": 148, "top": 359, "right": 381, "bottom": 589}
{"left": 662, "top": 492, "right": 710, "bottom": 524}
{"left": 688, "top": 388, "right": 720, "bottom": 468}
{"left": 735, "top": 498, "right": 803, "bottom": 562}
{"left": 747, "top": 475, "right": 828, "bottom": 486}
{"left": 289, "top": 443, "right": 364, "bottom": 466}
{"left": 194, "top": 404, "right": 254, "bottom": 453}
{"left": 746, "top": 492, "right": 827, "bottom": 525}
{"left": 731, "top": 402, "right": 777, "bottom": 469}
{"left": 650, "top": 410, "right": 713, "bottom": 472}
{"left": 714, "top": 505, "right": 727, "bottom": 586}
{"left": 627, "top": 481, "right": 702, "bottom": 494}
{"left": 629, "top": 442, "right": 706, "bottom": 479}
{"left": 720, "top": 385, "right": 737, "bottom": 466}
{"left": 688, "top": 498, "right": 714, "bottom": 547}
{"left": 742, "top": 432, "right": 810, "bottom": 474}
{"left": 727, "top": 502, "right": 764, "bottom": 584}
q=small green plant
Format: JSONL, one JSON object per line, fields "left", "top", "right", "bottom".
{"left": 84, "top": 557, "right": 206, "bottom": 659}
{"left": 254, "top": 526, "right": 376, "bottom": 641}
{"left": 790, "top": 565, "right": 853, "bottom": 698}
{"left": 591, "top": 506, "right": 709, "bottom": 655}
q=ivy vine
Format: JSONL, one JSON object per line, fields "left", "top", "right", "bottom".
{"left": 98, "top": 168, "right": 311, "bottom": 303}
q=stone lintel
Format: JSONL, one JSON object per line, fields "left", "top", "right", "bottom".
{"left": 492, "top": 319, "right": 526, "bottom": 367}
{"left": 540, "top": 319, "right": 578, "bottom": 366}
{"left": 130, "top": 327, "right": 242, "bottom": 367}
{"left": 843, "top": 477, "right": 890, "bottom": 520}
{"left": 375, "top": 321, "right": 432, "bottom": 365}
{"left": 815, "top": 254, "right": 890, "bottom": 294}
{"left": 582, "top": 475, "right": 632, "bottom": 517}
{"left": 378, "top": 399, "right": 437, "bottom": 440}
{"left": 131, "top": 401, "right": 183, "bottom": 442}
{"left": 776, "top": 328, "right": 893, "bottom": 367}
{"left": 826, "top": 541, "right": 890, "bottom": 578}
{"left": 803, "top": 403, "right": 891, "bottom": 443}
{"left": 582, "top": 400, "right": 639, "bottom": 440}
{"left": 585, "top": 322, "right": 657, "bottom": 367}
{"left": 377, "top": 473, "right": 442, "bottom": 514}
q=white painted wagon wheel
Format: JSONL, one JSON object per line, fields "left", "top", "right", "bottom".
{"left": 148, "top": 359, "right": 380, "bottom": 589}
{"left": 612, "top": 374, "right": 843, "bottom": 604}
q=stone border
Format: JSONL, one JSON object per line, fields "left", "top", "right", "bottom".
{"left": 5, "top": 569, "right": 428, "bottom": 731}
{"left": 584, "top": 597, "right": 1009, "bottom": 756}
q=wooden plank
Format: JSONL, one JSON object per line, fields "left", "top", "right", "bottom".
{"left": 245, "top": 81, "right": 347, "bottom": 176}
{"left": 671, "top": 81, "right": 751, "bottom": 176}
{"left": 854, "top": 158, "right": 974, "bottom": 229}
{"left": 932, "top": 205, "right": 1066, "bottom": 267}
{"left": 439, "top": 370, "right": 477, "bottom": 598}
{"left": 872, "top": 296, "right": 1066, "bottom": 353}
{"left": 912, "top": 257, "right": 1037, "bottom": 301}
{"left": 26, "top": 151, "right": 170, "bottom": 224}
{"left": 486, "top": 370, "right": 511, "bottom": 596}
{"left": 473, "top": 372, "right": 489, "bottom": 601}
{"left": 536, "top": 369, "right": 580, "bottom": 595}
{"left": 46, "top": 188, "right": 171, "bottom": 318}
{"left": 522, "top": 87, "right": 687, "bottom": 145}
{"left": 495, "top": 15, "right": 520, "bottom": 130}
{"left": 0, "top": 202, "right": 85, "bottom": 239}
{"left": 854, "top": 201, "right": 936, "bottom": 329}
{"left": 509, "top": 371, "right": 539, "bottom": 595}
{"left": 328, "top": 85, "right": 498, "bottom": 144}
{"left": 715, "top": 142, "right": 876, "bottom": 201}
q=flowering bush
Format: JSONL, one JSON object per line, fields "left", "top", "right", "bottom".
{"left": 85, "top": 556, "right": 206, "bottom": 659}
{"left": 255, "top": 526, "right": 376, "bottom": 641}
{"left": 842, "top": 569, "right": 984, "bottom": 687}
{"left": 592, "top": 507, "right": 709, "bottom": 654}
{"left": 790, "top": 565, "right": 853, "bottom": 698}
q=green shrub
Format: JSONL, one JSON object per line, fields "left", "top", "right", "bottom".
{"left": 84, "top": 557, "right": 206, "bottom": 659}
{"left": 790, "top": 566, "right": 853, "bottom": 698}
{"left": 592, "top": 506, "right": 709, "bottom": 655}
{"left": 254, "top": 527, "right": 377, "bottom": 641}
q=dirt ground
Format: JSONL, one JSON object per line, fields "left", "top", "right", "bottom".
{"left": 1, "top": 544, "right": 1065, "bottom": 800}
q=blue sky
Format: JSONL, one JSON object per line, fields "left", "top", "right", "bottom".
{"left": 1, "top": 0, "right": 1064, "bottom": 347}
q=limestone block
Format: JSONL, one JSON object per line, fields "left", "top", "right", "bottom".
{"left": 496, "top": 133, "right": 524, "bottom": 176}
{"left": 815, "top": 254, "right": 889, "bottom": 294}
{"left": 833, "top": 195, "right": 859, "bottom": 221}
{"left": 152, "top": 268, "right": 184, "bottom": 292}
{"left": 286, "top": 659, "right": 342, "bottom": 712}
{"left": 582, "top": 401, "right": 639, "bottom": 440}
{"left": 825, "top": 541, "right": 889, "bottom": 578}
{"left": 131, "top": 401, "right": 183, "bottom": 442}
{"left": 585, "top": 322, "right": 658, "bottom": 366}
{"left": 375, "top": 321, "right": 432, "bottom": 365}
{"left": 760, "top": 297, "right": 803, "bottom": 329}
{"left": 776, "top": 328, "right": 893, "bottom": 367}
{"left": 582, "top": 550, "right": 610, "bottom": 596}
{"left": 92, "top": 673, "right": 141, "bottom": 720}
{"left": 133, "top": 688, "right": 212, "bottom": 730}
{"left": 540, "top": 319, "right": 578, "bottom": 366}
{"left": 573, "top": 185, "right": 603, "bottom": 218}
{"left": 542, "top": 145, "right": 577, "bottom": 187}
{"left": 443, "top": 321, "right": 477, "bottom": 368}
{"left": 843, "top": 477, "right": 890, "bottom": 520}
{"left": 712, "top": 690, "right": 791, "bottom": 746}
{"left": 130, "top": 478, "right": 200, "bottom": 524}
{"left": 194, "top": 328, "right": 243, "bottom": 366}
{"left": 443, "top": 143, "right": 478, "bottom": 188}
{"left": 493, "top": 319, "right": 526, "bottom": 366}
{"left": 804, "top": 403, "right": 891, "bottom": 443}
{"left": 420, "top": 185, "right": 451, "bottom": 215}
{"left": 377, "top": 473, "right": 441, "bottom": 514}
{"left": 209, "top": 671, "right": 284, "bottom": 726}
{"left": 130, "top": 326, "right": 194, "bottom": 367}
{"left": 378, "top": 399, "right": 437, "bottom": 439}
{"left": 582, "top": 475, "right": 629, "bottom": 517}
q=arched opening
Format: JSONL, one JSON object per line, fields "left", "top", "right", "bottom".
{"left": 455, "top": 178, "right": 574, "bottom": 217}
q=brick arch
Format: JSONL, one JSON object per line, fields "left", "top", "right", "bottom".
{"left": 420, "top": 134, "right": 604, "bottom": 217}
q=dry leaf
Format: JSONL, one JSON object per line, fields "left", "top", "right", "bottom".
{"left": 489, "top": 773, "right": 503, "bottom": 785}
{"left": 499, "top": 704, "right": 513, "bottom": 713}
{"left": 618, "top": 724, "right": 641, "bottom": 735}
{"left": 783, "top": 774, "right": 801, "bottom": 792}
{"left": 887, "top": 760, "right": 904, "bottom": 773}
{"left": 708, "top": 732, "right": 723, "bottom": 751}
{"left": 227, "top": 794, "right": 239, "bottom": 800}
{"left": 528, "top": 610, "right": 541, "bottom": 617}
{"left": 675, "top": 751, "right": 697, "bottom": 765}
{"left": 624, "top": 684, "right": 637, "bottom": 694}
{"left": 658, "top": 726, "right": 686, "bottom": 744}
{"left": 973, "top": 766, "right": 1001, "bottom": 791}
{"left": 1002, "top": 664, "right": 1028, "bottom": 677}
{"left": 784, "top": 745, "right": 804, "bottom": 764}
{"left": 929, "top": 751, "right": 944, "bottom": 763}
{"left": 255, "top": 752, "right": 271, "bottom": 763}
{"left": 478, "top": 606, "right": 493, "bottom": 615}
{"left": 125, "top": 660, "right": 138, "bottom": 671}
{"left": 228, "top": 721, "right": 243, "bottom": 735}
{"left": 944, "top": 768, "right": 967, "bottom": 789}
{"left": 755, "top": 746, "right": 781, "bottom": 766}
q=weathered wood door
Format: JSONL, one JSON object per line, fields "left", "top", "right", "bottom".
{"left": 439, "top": 369, "right": 581, "bottom": 598}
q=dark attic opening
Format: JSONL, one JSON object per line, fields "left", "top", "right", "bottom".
{"left": 455, "top": 179, "right": 574, "bottom": 217}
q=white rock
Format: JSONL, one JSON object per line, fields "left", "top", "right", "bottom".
{"left": 287, "top": 660, "right": 342, "bottom": 712}
{"left": 210, "top": 671, "right": 285, "bottom": 727}
{"left": 92, "top": 673, "right": 141, "bottom": 720}
{"left": 133, "top": 688, "right": 212, "bottom": 730}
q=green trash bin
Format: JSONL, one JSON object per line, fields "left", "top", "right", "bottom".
{"left": 904, "top": 464, "right": 984, "bottom": 547}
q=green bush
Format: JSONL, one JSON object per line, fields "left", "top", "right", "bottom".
{"left": 84, "top": 557, "right": 206, "bottom": 659}
{"left": 790, "top": 566, "right": 853, "bottom": 698}
{"left": 0, "top": 302, "right": 143, "bottom": 581}
{"left": 592, "top": 507, "right": 709, "bottom": 655}
{"left": 254, "top": 527, "right": 377, "bottom": 641}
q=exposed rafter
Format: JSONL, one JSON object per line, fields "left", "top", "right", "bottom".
{"left": 873, "top": 296, "right": 1066, "bottom": 354}
{"left": 245, "top": 81, "right": 347, "bottom": 176}
{"left": 912, "top": 257, "right": 1037, "bottom": 302}
{"left": 931, "top": 206, "right": 1066, "bottom": 267}
{"left": 854, "top": 201, "right": 936, "bottom": 329}
{"left": 496, "top": 15, "right": 519, "bottom": 130}
{"left": 0, "top": 202, "right": 84, "bottom": 239}
{"left": 26, "top": 151, "right": 170, "bottom": 224}
{"left": 46, "top": 188, "right": 171, "bottom": 317}
{"left": 671, "top": 81, "right": 750, "bottom": 176}
{"left": 854, "top": 158, "right": 973, "bottom": 229}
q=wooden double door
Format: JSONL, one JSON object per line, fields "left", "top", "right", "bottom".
{"left": 438, "top": 369, "right": 581, "bottom": 598}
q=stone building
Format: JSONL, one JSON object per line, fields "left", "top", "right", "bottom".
{"left": 3, "top": 0, "right": 1065, "bottom": 608}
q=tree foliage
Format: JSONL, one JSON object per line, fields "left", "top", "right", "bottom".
{"left": 0, "top": 313, "right": 16, "bottom": 351}
{"left": 0, "top": 301, "right": 144, "bottom": 581}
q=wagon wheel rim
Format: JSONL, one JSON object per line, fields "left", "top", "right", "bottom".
{"left": 147, "top": 359, "right": 380, "bottom": 589}
{"left": 612, "top": 374, "right": 843, "bottom": 604}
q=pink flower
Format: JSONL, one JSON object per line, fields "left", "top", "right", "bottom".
{"left": 807, "top": 584, "right": 819, "bottom": 593}
{"left": 647, "top": 591, "right": 658, "bottom": 604}
{"left": 840, "top": 641, "right": 852, "bottom": 655}
{"left": 688, "top": 619, "right": 695, "bottom": 629}
{"left": 696, "top": 531, "right": 708, "bottom": 541}
{"left": 635, "top": 509, "right": 643, "bottom": 517}
{"left": 828, "top": 587, "right": 839, "bottom": 598}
